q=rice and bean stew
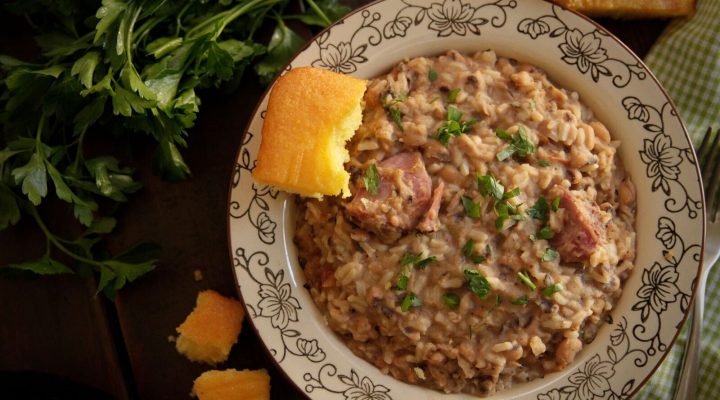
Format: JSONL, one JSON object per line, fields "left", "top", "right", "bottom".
{"left": 294, "top": 50, "right": 636, "bottom": 396}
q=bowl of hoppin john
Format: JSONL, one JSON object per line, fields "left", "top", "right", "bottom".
{"left": 228, "top": 0, "right": 704, "bottom": 398}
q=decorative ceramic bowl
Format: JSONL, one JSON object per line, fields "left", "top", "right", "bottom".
{"left": 227, "top": 0, "right": 704, "bottom": 398}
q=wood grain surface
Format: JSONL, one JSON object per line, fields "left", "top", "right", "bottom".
{"left": 0, "top": 2, "right": 669, "bottom": 399}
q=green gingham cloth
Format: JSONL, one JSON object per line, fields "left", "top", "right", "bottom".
{"left": 637, "top": 0, "right": 720, "bottom": 398}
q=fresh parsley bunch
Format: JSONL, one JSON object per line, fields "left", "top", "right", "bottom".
{"left": 0, "top": 0, "right": 348, "bottom": 298}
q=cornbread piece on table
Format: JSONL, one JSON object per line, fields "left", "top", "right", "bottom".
{"left": 553, "top": 0, "right": 694, "bottom": 17}
{"left": 252, "top": 67, "right": 367, "bottom": 198}
{"left": 193, "top": 369, "right": 270, "bottom": 400}
{"left": 176, "top": 290, "right": 245, "bottom": 364}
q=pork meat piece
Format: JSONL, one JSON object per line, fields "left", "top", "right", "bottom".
{"left": 346, "top": 152, "right": 432, "bottom": 234}
{"left": 552, "top": 189, "right": 606, "bottom": 262}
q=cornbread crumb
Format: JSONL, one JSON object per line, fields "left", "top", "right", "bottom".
{"left": 176, "top": 290, "right": 245, "bottom": 364}
{"left": 193, "top": 369, "right": 270, "bottom": 400}
{"left": 553, "top": 0, "right": 694, "bottom": 17}
{"left": 194, "top": 269, "right": 204, "bottom": 282}
{"left": 167, "top": 335, "right": 176, "bottom": 343}
{"left": 252, "top": 67, "right": 367, "bottom": 198}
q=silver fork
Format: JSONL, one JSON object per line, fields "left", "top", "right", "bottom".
{"left": 673, "top": 126, "right": 720, "bottom": 400}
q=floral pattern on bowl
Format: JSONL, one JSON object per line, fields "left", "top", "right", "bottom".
{"left": 228, "top": 0, "right": 704, "bottom": 398}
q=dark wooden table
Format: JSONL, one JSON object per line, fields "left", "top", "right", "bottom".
{"left": 0, "top": 2, "right": 669, "bottom": 399}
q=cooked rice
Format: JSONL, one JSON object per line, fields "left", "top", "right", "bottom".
{"left": 294, "top": 50, "right": 636, "bottom": 396}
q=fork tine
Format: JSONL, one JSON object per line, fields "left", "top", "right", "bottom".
{"left": 697, "top": 126, "right": 713, "bottom": 165}
{"left": 702, "top": 128, "right": 720, "bottom": 187}
{"left": 702, "top": 127, "right": 720, "bottom": 222}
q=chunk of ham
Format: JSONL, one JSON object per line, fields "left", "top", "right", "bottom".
{"left": 552, "top": 189, "right": 606, "bottom": 262}
{"left": 346, "top": 152, "right": 433, "bottom": 234}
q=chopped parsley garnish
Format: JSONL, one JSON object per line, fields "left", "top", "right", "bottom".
{"left": 476, "top": 174, "right": 524, "bottom": 231}
{"left": 389, "top": 107, "right": 403, "bottom": 130}
{"left": 462, "top": 239, "right": 475, "bottom": 258}
{"left": 461, "top": 196, "right": 481, "bottom": 218}
{"left": 538, "top": 159, "right": 552, "bottom": 167}
{"left": 495, "top": 127, "right": 535, "bottom": 160}
{"left": 401, "top": 252, "right": 436, "bottom": 270}
{"left": 447, "top": 88, "right": 461, "bottom": 103}
{"left": 552, "top": 196, "right": 561, "bottom": 211}
{"left": 428, "top": 68, "right": 438, "bottom": 82}
{"left": 464, "top": 268, "right": 491, "bottom": 299}
{"left": 400, "top": 253, "right": 421, "bottom": 266}
{"left": 462, "top": 239, "right": 487, "bottom": 263}
{"left": 517, "top": 271, "right": 536, "bottom": 291}
{"left": 477, "top": 174, "right": 504, "bottom": 200}
{"left": 542, "top": 283, "right": 564, "bottom": 297}
{"left": 511, "top": 295, "right": 529, "bottom": 305}
{"left": 527, "top": 196, "right": 549, "bottom": 222}
{"left": 414, "top": 256, "right": 437, "bottom": 270}
{"left": 495, "top": 202, "right": 525, "bottom": 231}
{"left": 435, "top": 105, "right": 477, "bottom": 145}
{"left": 531, "top": 225, "right": 554, "bottom": 241}
{"left": 401, "top": 292, "right": 422, "bottom": 312}
{"left": 382, "top": 93, "right": 405, "bottom": 131}
{"left": 393, "top": 274, "right": 408, "bottom": 291}
{"left": 443, "top": 293, "right": 460, "bottom": 309}
{"left": 541, "top": 248, "right": 559, "bottom": 262}
{"left": 363, "top": 164, "right": 380, "bottom": 195}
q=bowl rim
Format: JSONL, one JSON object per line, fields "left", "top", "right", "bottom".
{"left": 225, "top": 0, "right": 705, "bottom": 397}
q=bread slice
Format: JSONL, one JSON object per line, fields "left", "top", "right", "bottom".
{"left": 192, "top": 369, "right": 270, "bottom": 400}
{"left": 252, "top": 67, "right": 367, "bottom": 198}
{"left": 553, "top": 0, "right": 695, "bottom": 17}
{"left": 176, "top": 290, "right": 245, "bottom": 365}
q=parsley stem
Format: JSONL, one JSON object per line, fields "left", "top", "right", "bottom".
{"left": 28, "top": 204, "right": 103, "bottom": 269}
{"left": 305, "top": 0, "right": 332, "bottom": 26}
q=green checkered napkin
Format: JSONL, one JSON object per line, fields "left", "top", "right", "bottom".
{"left": 638, "top": 0, "right": 720, "bottom": 398}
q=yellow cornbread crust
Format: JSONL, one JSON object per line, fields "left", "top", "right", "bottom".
{"left": 252, "top": 67, "right": 367, "bottom": 198}
{"left": 553, "top": 0, "right": 695, "bottom": 17}
{"left": 176, "top": 290, "right": 245, "bottom": 365}
{"left": 192, "top": 369, "right": 270, "bottom": 400}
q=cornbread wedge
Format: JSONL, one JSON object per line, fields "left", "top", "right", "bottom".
{"left": 176, "top": 290, "right": 245, "bottom": 365}
{"left": 192, "top": 369, "right": 270, "bottom": 400}
{"left": 553, "top": 0, "right": 695, "bottom": 17}
{"left": 252, "top": 67, "right": 367, "bottom": 198}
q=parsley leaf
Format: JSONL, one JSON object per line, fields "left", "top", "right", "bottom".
{"left": 477, "top": 174, "right": 504, "bottom": 200}
{"left": 495, "top": 127, "right": 535, "bottom": 160}
{"left": 536, "top": 225, "right": 554, "bottom": 240}
{"left": 363, "top": 163, "right": 380, "bottom": 195}
{"left": 443, "top": 292, "right": 459, "bottom": 309}
{"left": 401, "top": 252, "right": 421, "bottom": 266}
{"left": 476, "top": 174, "right": 524, "bottom": 231}
{"left": 393, "top": 274, "right": 408, "bottom": 291}
{"left": 401, "top": 292, "right": 422, "bottom": 312}
{"left": 462, "top": 239, "right": 487, "bottom": 263}
{"left": 414, "top": 256, "right": 436, "bottom": 270}
{"left": 428, "top": 68, "right": 437, "bottom": 82}
{"left": 382, "top": 93, "right": 405, "bottom": 130}
{"left": 401, "top": 252, "right": 436, "bottom": 269}
{"left": 461, "top": 196, "right": 481, "bottom": 218}
{"left": 552, "top": 196, "right": 561, "bottom": 211}
{"left": 541, "top": 248, "right": 559, "bottom": 262}
{"left": 517, "top": 271, "right": 537, "bottom": 291}
{"left": 538, "top": 159, "right": 552, "bottom": 167}
{"left": 511, "top": 295, "right": 529, "bottom": 305}
{"left": 464, "top": 268, "right": 491, "bottom": 299}
{"left": 542, "top": 283, "right": 564, "bottom": 297}
{"left": 255, "top": 19, "right": 305, "bottom": 85}
{"left": 447, "top": 88, "right": 460, "bottom": 103}
{"left": 12, "top": 153, "right": 48, "bottom": 206}
{"left": 527, "top": 196, "right": 549, "bottom": 222}
{"left": 6, "top": 254, "right": 73, "bottom": 275}
{"left": 436, "top": 106, "right": 476, "bottom": 145}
